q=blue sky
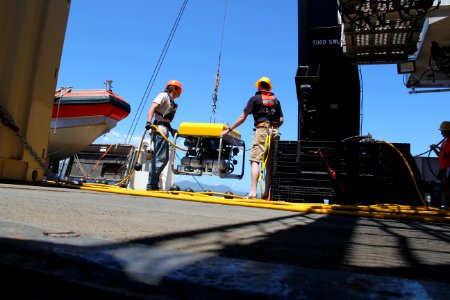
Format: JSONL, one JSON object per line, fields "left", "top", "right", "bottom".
{"left": 57, "top": 0, "right": 449, "bottom": 193}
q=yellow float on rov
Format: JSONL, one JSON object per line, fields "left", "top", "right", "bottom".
{"left": 172, "top": 122, "right": 245, "bottom": 179}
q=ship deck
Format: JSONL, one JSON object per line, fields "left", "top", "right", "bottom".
{"left": 1, "top": 182, "right": 450, "bottom": 299}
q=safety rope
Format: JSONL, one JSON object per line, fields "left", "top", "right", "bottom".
{"left": 124, "top": 0, "right": 189, "bottom": 144}
{"left": 0, "top": 103, "right": 55, "bottom": 179}
{"left": 86, "top": 144, "right": 113, "bottom": 179}
{"left": 210, "top": 0, "right": 228, "bottom": 123}
{"left": 53, "top": 87, "right": 72, "bottom": 134}
{"left": 258, "top": 129, "right": 272, "bottom": 197}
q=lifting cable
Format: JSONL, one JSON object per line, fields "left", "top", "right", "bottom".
{"left": 124, "top": 0, "right": 189, "bottom": 144}
{"left": 210, "top": 0, "right": 228, "bottom": 123}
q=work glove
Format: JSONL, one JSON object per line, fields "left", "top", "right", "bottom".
{"left": 145, "top": 121, "right": 152, "bottom": 130}
{"left": 170, "top": 128, "right": 178, "bottom": 138}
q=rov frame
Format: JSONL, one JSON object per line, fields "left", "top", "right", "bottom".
{"left": 171, "top": 122, "right": 245, "bottom": 179}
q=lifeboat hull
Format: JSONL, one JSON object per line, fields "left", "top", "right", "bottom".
{"left": 48, "top": 89, "right": 131, "bottom": 162}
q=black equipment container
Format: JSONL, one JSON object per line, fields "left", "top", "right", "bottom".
{"left": 271, "top": 140, "right": 423, "bottom": 206}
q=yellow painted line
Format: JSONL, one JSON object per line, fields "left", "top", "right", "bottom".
{"left": 77, "top": 183, "right": 450, "bottom": 223}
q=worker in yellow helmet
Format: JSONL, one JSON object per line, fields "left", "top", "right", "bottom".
{"left": 145, "top": 79, "right": 183, "bottom": 190}
{"left": 430, "top": 121, "right": 450, "bottom": 208}
{"left": 222, "top": 76, "right": 284, "bottom": 199}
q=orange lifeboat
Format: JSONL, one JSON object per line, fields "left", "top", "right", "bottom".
{"left": 48, "top": 85, "right": 131, "bottom": 163}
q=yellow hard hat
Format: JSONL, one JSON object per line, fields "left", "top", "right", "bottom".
{"left": 166, "top": 79, "right": 183, "bottom": 94}
{"left": 255, "top": 76, "right": 272, "bottom": 91}
{"left": 439, "top": 121, "right": 450, "bottom": 131}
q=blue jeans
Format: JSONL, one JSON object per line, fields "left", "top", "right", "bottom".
{"left": 147, "top": 133, "right": 169, "bottom": 190}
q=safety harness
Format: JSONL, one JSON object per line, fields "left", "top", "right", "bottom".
{"left": 256, "top": 91, "right": 281, "bottom": 200}
{"left": 152, "top": 93, "right": 178, "bottom": 135}
{"left": 154, "top": 93, "right": 178, "bottom": 122}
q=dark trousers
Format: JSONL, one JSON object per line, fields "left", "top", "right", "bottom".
{"left": 439, "top": 168, "right": 450, "bottom": 207}
{"left": 147, "top": 133, "right": 169, "bottom": 190}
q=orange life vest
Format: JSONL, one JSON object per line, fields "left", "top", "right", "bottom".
{"left": 261, "top": 91, "right": 276, "bottom": 107}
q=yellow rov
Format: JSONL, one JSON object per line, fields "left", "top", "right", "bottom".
{"left": 171, "top": 122, "right": 245, "bottom": 179}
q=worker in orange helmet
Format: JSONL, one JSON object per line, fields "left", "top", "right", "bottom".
{"left": 222, "top": 76, "right": 284, "bottom": 199}
{"left": 430, "top": 121, "right": 450, "bottom": 208}
{"left": 145, "top": 79, "right": 182, "bottom": 191}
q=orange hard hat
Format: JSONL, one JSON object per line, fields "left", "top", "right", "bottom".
{"left": 166, "top": 80, "right": 183, "bottom": 93}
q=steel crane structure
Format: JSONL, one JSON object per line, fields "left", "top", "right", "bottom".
{"left": 269, "top": 0, "right": 450, "bottom": 204}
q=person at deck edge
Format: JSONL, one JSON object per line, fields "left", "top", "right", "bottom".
{"left": 430, "top": 121, "right": 450, "bottom": 208}
{"left": 145, "top": 80, "right": 182, "bottom": 191}
{"left": 222, "top": 76, "right": 284, "bottom": 199}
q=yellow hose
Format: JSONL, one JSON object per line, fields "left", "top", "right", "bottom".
{"left": 77, "top": 135, "right": 436, "bottom": 222}
{"left": 377, "top": 140, "right": 427, "bottom": 206}
{"left": 113, "top": 124, "right": 188, "bottom": 187}
{"left": 150, "top": 124, "right": 187, "bottom": 151}
{"left": 78, "top": 182, "right": 450, "bottom": 223}
{"left": 113, "top": 129, "right": 147, "bottom": 186}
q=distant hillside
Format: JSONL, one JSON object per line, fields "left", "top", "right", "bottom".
{"left": 174, "top": 179, "right": 245, "bottom": 196}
